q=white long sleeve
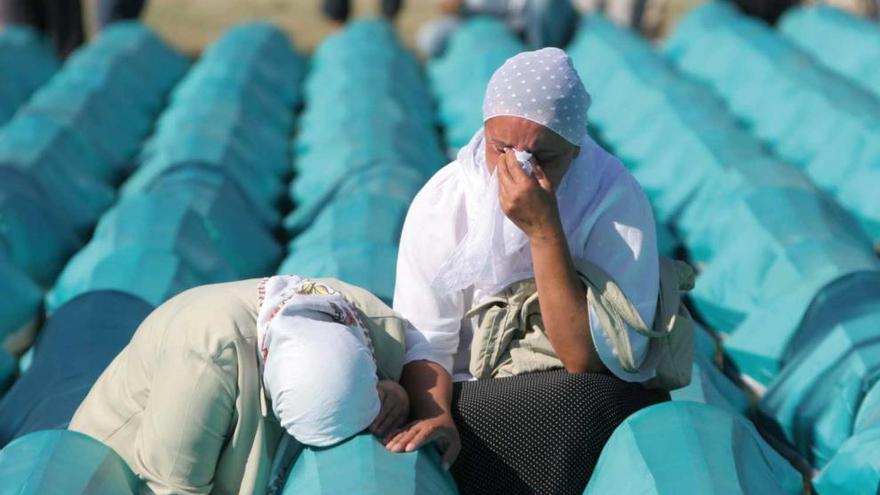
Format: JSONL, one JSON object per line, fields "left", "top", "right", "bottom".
{"left": 581, "top": 170, "right": 659, "bottom": 382}
{"left": 393, "top": 165, "right": 469, "bottom": 377}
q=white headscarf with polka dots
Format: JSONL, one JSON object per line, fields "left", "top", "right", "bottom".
{"left": 483, "top": 47, "right": 590, "bottom": 146}
{"left": 431, "top": 48, "right": 598, "bottom": 297}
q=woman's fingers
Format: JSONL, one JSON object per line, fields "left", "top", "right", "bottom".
{"left": 404, "top": 424, "right": 445, "bottom": 452}
{"left": 497, "top": 153, "right": 512, "bottom": 200}
{"left": 500, "top": 150, "right": 542, "bottom": 197}
{"left": 498, "top": 150, "right": 515, "bottom": 185}
{"left": 392, "top": 429, "right": 420, "bottom": 452}
{"left": 385, "top": 419, "right": 460, "bottom": 472}
{"left": 506, "top": 150, "right": 532, "bottom": 184}
{"left": 500, "top": 150, "right": 530, "bottom": 194}
{"left": 384, "top": 429, "right": 404, "bottom": 448}
{"left": 386, "top": 423, "right": 421, "bottom": 452}
{"left": 385, "top": 432, "right": 403, "bottom": 450}
{"left": 498, "top": 151, "right": 527, "bottom": 212}
{"left": 532, "top": 163, "right": 553, "bottom": 192}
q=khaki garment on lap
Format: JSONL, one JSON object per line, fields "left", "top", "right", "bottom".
{"left": 467, "top": 257, "right": 695, "bottom": 390}
{"left": 69, "top": 278, "right": 407, "bottom": 495}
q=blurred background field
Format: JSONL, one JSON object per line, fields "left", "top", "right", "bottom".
{"left": 121, "top": 0, "right": 436, "bottom": 54}
{"left": 115, "top": 0, "right": 703, "bottom": 54}
{"left": 136, "top": 0, "right": 876, "bottom": 57}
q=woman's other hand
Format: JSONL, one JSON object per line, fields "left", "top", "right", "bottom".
{"left": 498, "top": 149, "right": 563, "bottom": 241}
{"left": 370, "top": 380, "right": 410, "bottom": 438}
{"left": 385, "top": 413, "right": 461, "bottom": 470}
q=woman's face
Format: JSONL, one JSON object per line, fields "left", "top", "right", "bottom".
{"left": 484, "top": 115, "right": 580, "bottom": 189}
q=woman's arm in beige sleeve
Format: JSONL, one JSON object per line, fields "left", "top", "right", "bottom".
{"left": 133, "top": 345, "right": 238, "bottom": 494}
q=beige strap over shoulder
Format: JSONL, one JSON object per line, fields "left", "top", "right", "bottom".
{"left": 575, "top": 256, "right": 695, "bottom": 391}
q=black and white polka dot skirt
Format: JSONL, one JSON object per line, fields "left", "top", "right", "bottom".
{"left": 450, "top": 369, "right": 669, "bottom": 495}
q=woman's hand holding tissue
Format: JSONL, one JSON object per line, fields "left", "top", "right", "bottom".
{"left": 497, "top": 148, "right": 563, "bottom": 244}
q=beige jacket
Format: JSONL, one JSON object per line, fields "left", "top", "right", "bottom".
{"left": 69, "top": 278, "right": 408, "bottom": 495}
{"left": 468, "top": 256, "right": 695, "bottom": 390}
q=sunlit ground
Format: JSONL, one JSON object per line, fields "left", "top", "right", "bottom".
{"left": 83, "top": 0, "right": 707, "bottom": 56}
{"left": 132, "top": 0, "right": 435, "bottom": 55}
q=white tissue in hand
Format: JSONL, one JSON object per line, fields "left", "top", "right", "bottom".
{"left": 514, "top": 150, "right": 533, "bottom": 176}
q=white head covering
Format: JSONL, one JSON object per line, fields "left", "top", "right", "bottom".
{"left": 482, "top": 47, "right": 591, "bottom": 145}
{"left": 432, "top": 48, "right": 598, "bottom": 297}
{"left": 257, "top": 275, "right": 380, "bottom": 447}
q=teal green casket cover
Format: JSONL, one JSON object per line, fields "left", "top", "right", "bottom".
{"left": 0, "top": 250, "right": 41, "bottom": 356}
{"left": 814, "top": 426, "right": 880, "bottom": 495}
{"left": 282, "top": 434, "right": 458, "bottom": 495}
{"left": 123, "top": 22, "right": 304, "bottom": 218}
{"left": 0, "top": 25, "right": 58, "bottom": 125}
{"left": 813, "top": 378, "right": 880, "bottom": 495}
{"left": 690, "top": 186, "right": 878, "bottom": 384}
{"left": 0, "top": 167, "right": 81, "bottom": 286}
{"left": 0, "top": 250, "right": 34, "bottom": 393}
{"left": 583, "top": 402, "right": 801, "bottom": 495}
{"left": 47, "top": 194, "right": 241, "bottom": 310}
{"left": 670, "top": 353, "right": 750, "bottom": 417}
{"left": 0, "top": 114, "right": 114, "bottom": 235}
{"left": 22, "top": 21, "right": 187, "bottom": 177}
{"left": 664, "top": 2, "right": 880, "bottom": 242}
{"left": 282, "top": 18, "right": 442, "bottom": 302}
{"left": 138, "top": 163, "right": 283, "bottom": 277}
{"left": 757, "top": 272, "right": 880, "bottom": 468}
{"left": 48, "top": 21, "right": 304, "bottom": 310}
{"left": 0, "top": 430, "right": 139, "bottom": 495}
{"left": 779, "top": 5, "right": 880, "bottom": 99}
